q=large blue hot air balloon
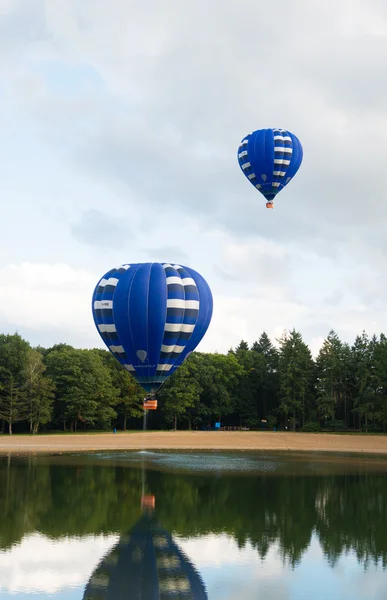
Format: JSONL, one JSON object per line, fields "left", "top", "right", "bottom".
{"left": 237, "top": 128, "right": 303, "bottom": 209}
{"left": 92, "top": 262, "right": 213, "bottom": 403}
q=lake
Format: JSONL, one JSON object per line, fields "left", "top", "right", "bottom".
{"left": 0, "top": 450, "right": 386, "bottom": 599}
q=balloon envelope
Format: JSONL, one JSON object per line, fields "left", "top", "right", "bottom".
{"left": 92, "top": 262, "right": 213, "bottom": 394}
{"left": 237, "top": 128, "right": 303, "bottom": 207}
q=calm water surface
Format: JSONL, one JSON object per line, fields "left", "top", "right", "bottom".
{"left": 0, "top": 450, "right": 386, "bottom": 599}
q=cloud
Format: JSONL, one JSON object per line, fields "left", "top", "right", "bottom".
{"left": 324, "top": 290, "right": 344, "bottom": 307}
{"left": 138, "top": 245, "right": 189, "bottom": 263}
{"left": 0, "top": 263, "right": 98, "bottom": 348}
{"left": 71, "top": 209, "right": 132, "bottom": 249}
{"left": 0, "top": 0, "right": 387, "bottom": 355}
{"left": 7, "top": 3, "right": 382, "bottom": 270}
{"left": 0, "top": 242, "right": 386, "bottom": 357}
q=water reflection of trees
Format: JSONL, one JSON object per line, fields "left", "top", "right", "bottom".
{"left": 0, "top": 457, "right": 386, "bottom": 569}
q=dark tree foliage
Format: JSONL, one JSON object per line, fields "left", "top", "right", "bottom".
{"left": 0, "top": 329, "right": 387, "bottom": 433}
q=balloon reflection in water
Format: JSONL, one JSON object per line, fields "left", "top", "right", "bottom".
{"left": 83, "top": 496, "right": 207, "bottom": 599}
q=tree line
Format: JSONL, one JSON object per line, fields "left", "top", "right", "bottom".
{"left": 0, "top": 328, "right": 387, "bottom": 434}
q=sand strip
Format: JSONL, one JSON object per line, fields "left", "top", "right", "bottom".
{"left": 0, "top": 431, "right": 386, "bottom": 455}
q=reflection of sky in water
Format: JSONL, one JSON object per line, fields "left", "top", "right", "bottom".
{"left": 0, "top": 532, "right": 385, "bottom": 599}
{"left": 75, "top": 449, "right": 386, "bottom": 476}
{"left": 86, "top": 450, "right": 280, "bottom": 473}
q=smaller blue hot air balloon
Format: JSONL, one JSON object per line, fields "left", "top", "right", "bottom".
{"left": 237, "top": 128, "right": 303, "bottom": 209}
{"left": 92, "top": 262, "right": 213, "bottom": 409}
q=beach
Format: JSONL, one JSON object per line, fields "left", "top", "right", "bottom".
{"left": 0, "top": 431, "right": 386, "bottom": 454}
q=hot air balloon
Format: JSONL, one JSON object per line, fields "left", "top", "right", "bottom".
{"left": 237, "top": 128, "right": 303, "bottom": 209}
{"left": 92, "top": 262, "right": 213, "bottom": 409}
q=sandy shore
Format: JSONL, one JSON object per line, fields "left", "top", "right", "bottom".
{"left": 0, "top": 431, "right": 386, "bottom": 455}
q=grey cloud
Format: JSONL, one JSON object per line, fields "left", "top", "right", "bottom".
{"left": 30, "top": 9, "right": 385, "bottom": 253}
{"left": 0, "top": 0, "right": 47, "bottom": 57}
{"left": 346, "top": 274, "right": 387, "bottom": 307}
{"left": 3, "top": 0, "right": 387, "bottom": 351}
{"left": 300, "top": 321, "right": 334, "bottom": 340}
{"left": 71, "top": 209, "right": 132, "bottom": 249}
{"left": 324, "top": 290, "right": 344, "bottom": 307}
{"left": 8, "top": 0, "right": 387, "bottom": 258}
{"left": 298, "top": 35, "right": 387, "bottom": 115}
{"left": 138, "top": 245, "right": 188, "bottom": 263}
{"left": 213, "top": 265, "right": 241, "bottom": 282}
{"left": 214, "top": 253, "right": 293, "bottom": 287}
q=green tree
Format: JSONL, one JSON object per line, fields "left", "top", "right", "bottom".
{"left": 374, "top": 334, "right": 387, "bottom": 431}
{"left": 0, "top": 333, "right": 31, "bottom": 434}
{"left": 351, "top": 332, "right": 377, "bottom": 431}
{"left": 101, "top": 351, "right": 143, "bottom": 429}
{"left": 251, "top": 332, "right": 280, "bottom": 422}
{"left": 315, "top": 331, "right": 348, "bottom": 427}
{"left": 200, "top": 352, "right": 243, "bottom": 424}
{"left": 45, "top": 347, "right": 119, "bottom": 431}
{"left": 160, "top": 357, "right": 203, "bottom": 430}
{"left": 0, "top": 333, "right": 30, "bottom": 380}
{"left": 252, "top": 331, "right": 279, "bottom": 369}
{"left": 44, "top": 345, "right": 81, "bottom": 430}
{"left": 0, "top": 373, "right": 28, "bottom": 434}
{"left": 277, "top": 329, "right": 314, "bottom": 430}
{"left": 23, "top": 348, "right": 55, "bottom": 434}
{"left": 232, "top": 341, "right": 257, "bottom": 426}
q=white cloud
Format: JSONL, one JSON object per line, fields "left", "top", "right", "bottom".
{"left": 0, "top": 247, "right": 386, "bottom": 355}
{"left": 0, "top": 263, "right": 96, "bottom": 338}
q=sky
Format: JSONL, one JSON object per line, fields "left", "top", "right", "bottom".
{"left": 0, "top": 532, "right": 385, "bottom": 599}
{"left": 1, "top": 0, "right": 387, "bottom": 356}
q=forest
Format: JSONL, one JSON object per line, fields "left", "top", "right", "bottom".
{"left": 0, "top": 328, "right": 386, "bottom": 434}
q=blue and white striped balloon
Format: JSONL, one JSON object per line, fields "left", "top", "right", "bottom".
{"left": 237, "top": 128, "right": 303, "bottom": 208}
{"left": 92, "top": 262, "right": 213, "bottom": 394}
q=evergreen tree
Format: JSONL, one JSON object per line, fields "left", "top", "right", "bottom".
{"left": 351, "top": 332, "right": 376, "bottom": 432}
{"left": 373, "top": 334, "right": 387, "bottom": 431}
{"left": 277, "top": 330, "right": 314, "bottom": 430}
{"left": 315, "top": 331, "right": 347, "bottom": 427}
{"left": 252, "top": 332, "right": 279, "bottom": 420}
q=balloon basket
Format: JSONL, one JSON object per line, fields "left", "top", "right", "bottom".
{"left": 143, "top": 397, "right": 157, "bottom": 410}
